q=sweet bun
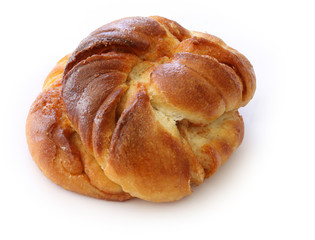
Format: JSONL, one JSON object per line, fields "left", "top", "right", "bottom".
{"left": 26, "top": 16, "right": 255, "bottom": 202}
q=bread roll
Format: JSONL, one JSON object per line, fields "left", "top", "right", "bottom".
{"left": 26, "top": 16, "right": 255, "bottom": 202}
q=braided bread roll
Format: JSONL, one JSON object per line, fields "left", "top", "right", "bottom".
{"left": 26, "top": 16, "right": 255, "bottom": 202}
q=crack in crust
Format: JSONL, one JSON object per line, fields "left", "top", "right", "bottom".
{"left": 27, "top": 16, "right": 255, "bottom": 202}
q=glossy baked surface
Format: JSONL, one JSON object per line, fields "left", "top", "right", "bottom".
{"left": 26, "top": 16, "right": 255, "bottom": 202}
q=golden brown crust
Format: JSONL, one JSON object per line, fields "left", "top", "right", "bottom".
{"left": 26, "top": 56, "right": 131, "bottom": 201}
{"left": 106, "top": 89, "right": 191, "bottom": 202}
{"left": 150, "top": 16, "right": 192, "bottom": 41}
{"left": 174, "top": 34, "right": 256, "bottom": 106}
{"left": 62, "top": 52, "right": 140, "bottom": 150}
{"left": 150, "top": 59, "right": 225, "bottom": 124}
{"left": 172, "top": 52, "right": 243, "bottom": 111}
{"left": 26, "top": 16, "right": 255, "bottom": 202}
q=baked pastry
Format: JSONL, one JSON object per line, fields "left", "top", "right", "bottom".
{"left": 26, "top": 16, "right": 255, "bottom": 202}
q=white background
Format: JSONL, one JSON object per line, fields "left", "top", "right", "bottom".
{"left": 1, "top": 0, "right": 314, "bottom": 239}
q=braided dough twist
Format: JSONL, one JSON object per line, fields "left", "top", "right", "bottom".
{"left": 26, "top": 16, "right": 255, "bottom": 202}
